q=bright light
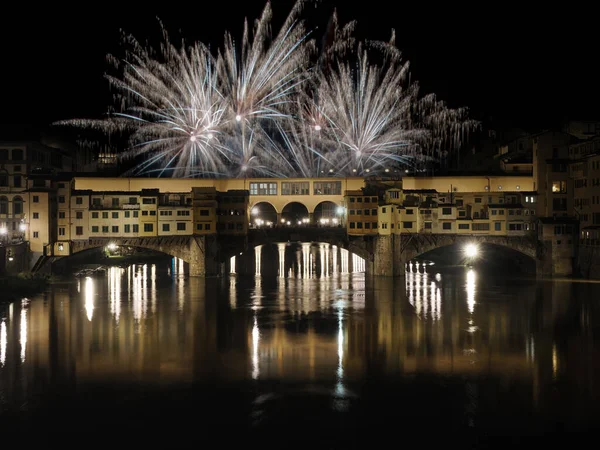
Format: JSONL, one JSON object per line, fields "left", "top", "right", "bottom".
{"left": 0, "top": 227, "right": 6, "bottom": 235}
{"left": 464, "top": 243, "right": 478, "bottom": 258}
{"left": 107, "top": 243, "right": 117, "bottom": 251}
{"left": 385, "top": 168, "right": 390, "bottom": 172}
{"left": 19, "top": 223, "right": 26, "bottom": 232}
{"left": 286, "top": 221, "right": 291, "bottom": 226}
{"left": 314, "top": 125, "right": 321, "bottom": 131}
{"left": 189, "top": 135, "right": 197, "bottom": 142}
{"left": 251, "top": 207, "right": 259, "bottom": 216}
{"left": 281, "top": 218, "right": 285, "bottom": 224}
{"left": 235, "top": 114, "right": 242, "bottom": 122}
{"left": 207, "top": 133, "right": 214, "bottom": 140}
{"left": 336, "top": 206, "right": 345, "bottom": 215}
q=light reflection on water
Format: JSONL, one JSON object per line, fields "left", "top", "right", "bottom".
{"left": 2, "top": 254, "right": 600, "bottom": 433}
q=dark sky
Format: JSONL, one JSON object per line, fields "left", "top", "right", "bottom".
{"left": 1, "top": 1, "right": 597, "bottom": 130}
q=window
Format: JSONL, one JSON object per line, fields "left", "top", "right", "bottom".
{"left": 364, "top": 209, "right": 370, "bottom": 216}
{"left": 112, "top": 212, "right": 119, "bottom": 219}
{"left": 33, "top": 195, "right": 39, "bottom": 203}
{"left": 403, "top": 222, "right": 413, "bottom": 229}
{"left": 475, "top": 197, "right": 482, "bottom": 203}
{"left": 59, "top": 211, "right": 66, "bottom": 219}
{"left": 13, "top": 175, "right": 21, "bottom": 188}
{"left": 133, "top": 224, "right": 139, "bottom": 233}
{"left": 491, "top": 210, "right": 497, "bottom": 215}
{"left": 33, "top": 231, "right": 39, "bottom": 238}
{"left": 509, "top": 223, "right": 523, "bottom": 231}
{"left": 442, "top": 222, "right": 452, "bottom": 230}
{"left": 58, "top": 196, "right": 65, "bottom": 203}
{"left": 553, "top": 198, "right": 567, "bottom": 211}
{"left": 102, "top": 226, "right": 109, "bottom": 233}
{"left": 424, "top": 222, "right": 432, "bottom": 229}
{"left": 76, "top": 226, "right": 83, "bottom": 236}
{"left": 125, "top": 211, "right": 130, "bottom": 218}
{"left": 76, "top": 212, "right": 83, "bottom": 219}
{"left": 472, "top": 223, "right": 490, "bottom": 231}
{"left": 76, "top": 197, "right": 83, "bottom": 205}
{"left": 58, "top": 183, "right": 65, "bottom": 189}
{"left": 142, "top": 198, "right": 156, "bottom": 204}
{"left": 456, "top": 199, "right": 464, "bottom": 207}
{"left": 100, "top": 212, "right": 107, "bottom": 219}
{"left": 382, "top": 207, "right": 386, "bottom": 213}
{"left": 281, "top": 181, "right": 309, "bottom": 195}
{"left": 0, "top": 174, "right": 7, "bottom": 187}
{"left": 144, "top": 223, "right": 153, "bottom": 232}
{"left": 177, "top": 222, "right": 186, "bottom": 231}
{"left": 124, "top": 224, "right": 131, "bottom": 233}
{"left": 12, "top": 149, "right": 24, "bottom": 160}
{"left": 442, "top": 207, "right": 452, "bottom": 215}
{"left": 205, "top": 223, "right": 211, "bottom": 231}
{"left": 177, "top": 210, "right": 190, "bottom": 216}
{"left": 350, "top": 222, "right": 356, "bottom": 229}
{"left": 112, "top": 226, "right": 118, "bottom": 233}
{"left": 357, "top": 222, "right": 363, "bottom": 229}
{"left": 388, "top": 191, "right": 400, "bottom": 199}
{"left": 371, "top": 209, "right": 377, "bottom": 215}
{"left": 499, "top": 210, "right": 505, "bottom": 215}
{"left": 160, "top": 210, "right": 172, "bottom": 216}
{"left": 405, "top": 209, "right": 414, "bottom": 214}
{"left": 313, "top": 181, "right": 341, "bottom": 195}
{"left": 112, "top": 198, "right": 120, "bottom": 207}
{"left": 162, "top": 223, "right": 170, "bottom": 232}
{"left": 494, "top": 222, "right": 502, "bottom": 231}
{"left": 133, "top": 211, "right": 138, "bottom": 218}
{"left": 552, "top": 181, "right": 567, "bottom": 193}
{"left": 58, "top": 227, "right": 65, "bottom": 236}
{"left": 458, "top": 223, "right": 470, "bottom": 230}
{"left": 199, "top": 209, "right": 209, "bottom": 216}
{"left": 249, "top": 182, "right": 278, "bottom": 196}
{"left": 142, "top": 211, "right": 148, "bottom": 216}
{"left": 129, "top": 197, "right": 137, "bottom": 204}
{"left": 91, "top": 226, "right": 99, "bottom": 233}
{"left": 13, "top": 197, "right": 23, "bottom": 215}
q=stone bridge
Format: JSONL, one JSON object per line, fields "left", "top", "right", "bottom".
{"left": 70, "top": 236, "right": 212, "bottom": 276}
{"left": 370, "top": 233, "right": 540, "bottom": 276}
{"left": 62, "top": 231, "right": 542, "bottom": 277}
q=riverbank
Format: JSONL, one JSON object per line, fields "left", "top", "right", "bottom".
{"left": 0, "top": 273, "right": 49, "bottom": 304}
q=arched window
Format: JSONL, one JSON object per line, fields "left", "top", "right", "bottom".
{"left": 13, "top": 196, "right": 23, "bottom": 215}
{"left": 0, "top": 196, "right": 7, "bottom": 215}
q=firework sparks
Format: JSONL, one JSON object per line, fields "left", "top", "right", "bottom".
{"left": 58, "top": 1, "right": 477, "bottom": 178}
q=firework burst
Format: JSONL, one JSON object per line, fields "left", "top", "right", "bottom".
{"left": 58, "top": 1, "right": 477, "bottom": 178}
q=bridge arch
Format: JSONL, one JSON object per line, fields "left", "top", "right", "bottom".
{"left": 63, "top": 236, "right": 207, "bottom": 276}
{"left": 250, "top": 201, "right": 278, "bottom": 227}
{"left": 281, "top": 201, "right": 310, "bottom": 226}
{"left": 314, "top": 200, "right": 341, "bottom": 226}
{"left": 397, "top": 234, "right": 538, "bottom": 272}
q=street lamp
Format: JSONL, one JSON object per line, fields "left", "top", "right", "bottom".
{"left": 464, "top": 243, "right": 478, "bottom": 258}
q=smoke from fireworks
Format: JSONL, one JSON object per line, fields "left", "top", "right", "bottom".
{"left": 59, "top": 0, "right": 477, "bottom": 178}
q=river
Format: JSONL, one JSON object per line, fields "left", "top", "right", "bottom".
{"left": 1, "top": 244, "right": 600, "bottom": 442}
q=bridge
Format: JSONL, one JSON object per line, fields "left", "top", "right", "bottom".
{"left": 47, "top": 228, "right": 540, "bottom": 277}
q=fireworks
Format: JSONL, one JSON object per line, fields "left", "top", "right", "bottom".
{"left": 59, "top": 1, "right": 477, "bottom": 178}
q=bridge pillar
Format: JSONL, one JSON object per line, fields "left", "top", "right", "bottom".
{"left": 186, "top": 236, "right": 206, "bottom": 277}
{"left": 373, "top": 235, "right": 395, "bottom": 277}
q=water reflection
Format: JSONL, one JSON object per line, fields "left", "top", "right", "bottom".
{"left": 2, "top": 261, "right": 600, "bottom": 434}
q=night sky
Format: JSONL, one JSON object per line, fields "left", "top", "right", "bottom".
{"left": 1, "top": 1, "right": 597, "bottom": 131}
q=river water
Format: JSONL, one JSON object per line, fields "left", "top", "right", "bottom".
{"left": 1, "top": 244, "right": 600, "bottom": 442}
